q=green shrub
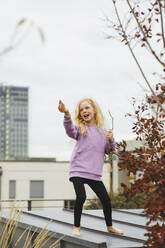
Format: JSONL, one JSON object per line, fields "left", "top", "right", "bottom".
{"left": 85, "top": 192, "right": 147, "bottom": 210}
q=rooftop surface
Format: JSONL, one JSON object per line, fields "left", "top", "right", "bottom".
{"left": 1, "top": 208, "right": 147, "bottom": 248}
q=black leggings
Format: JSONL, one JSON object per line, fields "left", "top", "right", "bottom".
{"left": 71, "top": 177, "right": 112, "bottom": 227}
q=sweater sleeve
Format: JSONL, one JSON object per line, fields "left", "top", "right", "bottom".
{"left": 105, "top": 139, "right": 116, "bottom": 154}
{"left": 63, "top": 116, "right": 79, "bottom": 140}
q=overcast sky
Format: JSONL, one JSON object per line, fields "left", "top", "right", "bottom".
{"left": 0, "top": 0, "right": 158, "bottom": 160}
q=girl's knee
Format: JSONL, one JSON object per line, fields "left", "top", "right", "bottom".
{"left": 76, "top": 195, "right": 86, "bottom": 204}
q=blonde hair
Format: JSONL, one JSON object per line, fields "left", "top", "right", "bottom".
{"left": 75, "top": 98, "right": 104, "bottom": 135}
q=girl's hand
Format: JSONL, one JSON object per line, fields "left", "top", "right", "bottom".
{"left": 58, "top": 100, "right": 71, "bottom": 117}
{"left": 107, "top": 129, "right": 114, "bottom": 142}
{"left": 58, "top": 100, "right": 66, "bottom": 113}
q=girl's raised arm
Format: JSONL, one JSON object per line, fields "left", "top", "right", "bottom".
{"left": 58, "top": 100, "right": 79, "bottom": 140}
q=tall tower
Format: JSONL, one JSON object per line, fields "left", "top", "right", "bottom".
{"left": 0, "top": 85, "right": 28, "bottom": 160}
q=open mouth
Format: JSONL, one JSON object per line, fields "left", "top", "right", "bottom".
{"left": 83, "top": 114, "right": 89, "bottom": 119}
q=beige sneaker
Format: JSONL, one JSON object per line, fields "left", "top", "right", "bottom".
{"left": 72, "top": 226, "right": 81, "bottom": 235}
{"left": 107, "top": 226, "right": 123, "bottom": 235}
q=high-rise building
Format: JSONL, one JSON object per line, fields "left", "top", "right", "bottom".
{"left": 0, "top": 85, "right": 28, "bottom": 160}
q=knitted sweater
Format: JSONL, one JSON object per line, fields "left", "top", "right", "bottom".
{"left": 63, "top": 116, "right": 115, "bottom": 181}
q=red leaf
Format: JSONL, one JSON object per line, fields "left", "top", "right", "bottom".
{"left": 148, "top": 17, "right": 151, "bottom": 24}
{"left": 135, "top": 12, "right": 139, "bottom": 17}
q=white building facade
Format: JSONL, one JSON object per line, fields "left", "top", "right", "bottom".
{"left": 0, "top": 159, "right": 118, "bottom": 211}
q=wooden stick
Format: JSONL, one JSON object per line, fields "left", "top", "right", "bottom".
{"left": 108, "top": 109, "right": 114, "bottom": 130}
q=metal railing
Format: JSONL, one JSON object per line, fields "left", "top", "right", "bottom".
{"left": 0, "top": 198, "right": 94, "bottom": 211}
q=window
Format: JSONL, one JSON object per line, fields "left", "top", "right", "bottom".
{"left": 9, "top": 180, "right": 16, "bottom": 199}
{"left": 30, "top": 180, "right": 44, "bottom": 198}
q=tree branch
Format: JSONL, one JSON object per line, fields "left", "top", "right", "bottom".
{"left": 0, "top": 18, "right": 45, "bottom": 58}
{"left": 158, "top": 0, "right": 165, "bottom": 49}
{"left": 126, "top": 0, "right": 165, "bottom": 67}
{"left": 0, "top": 46, "right": 13, "bottom": 57}
{"left": 111, "top": 0, "right": 165, "bottom": 113}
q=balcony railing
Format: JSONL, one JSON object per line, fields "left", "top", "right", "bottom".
{"left": 0, "top": 198, "right": 94, "bottom": 211}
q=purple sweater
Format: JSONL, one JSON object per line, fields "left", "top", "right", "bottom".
{"left": 64, "top": 117, "right": 115, "bottom": 181}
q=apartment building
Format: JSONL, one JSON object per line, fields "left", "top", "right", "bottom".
{"left": 0, "top": 85, "right": 28, "bottom": 160}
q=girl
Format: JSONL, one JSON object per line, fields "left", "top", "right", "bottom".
{"left": 58, "top": 98, "right": 123, "bottom": 236}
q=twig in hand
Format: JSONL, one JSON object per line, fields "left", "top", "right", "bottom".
{"left": 108, "top": 109, "right": 114, "bottom": 130}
